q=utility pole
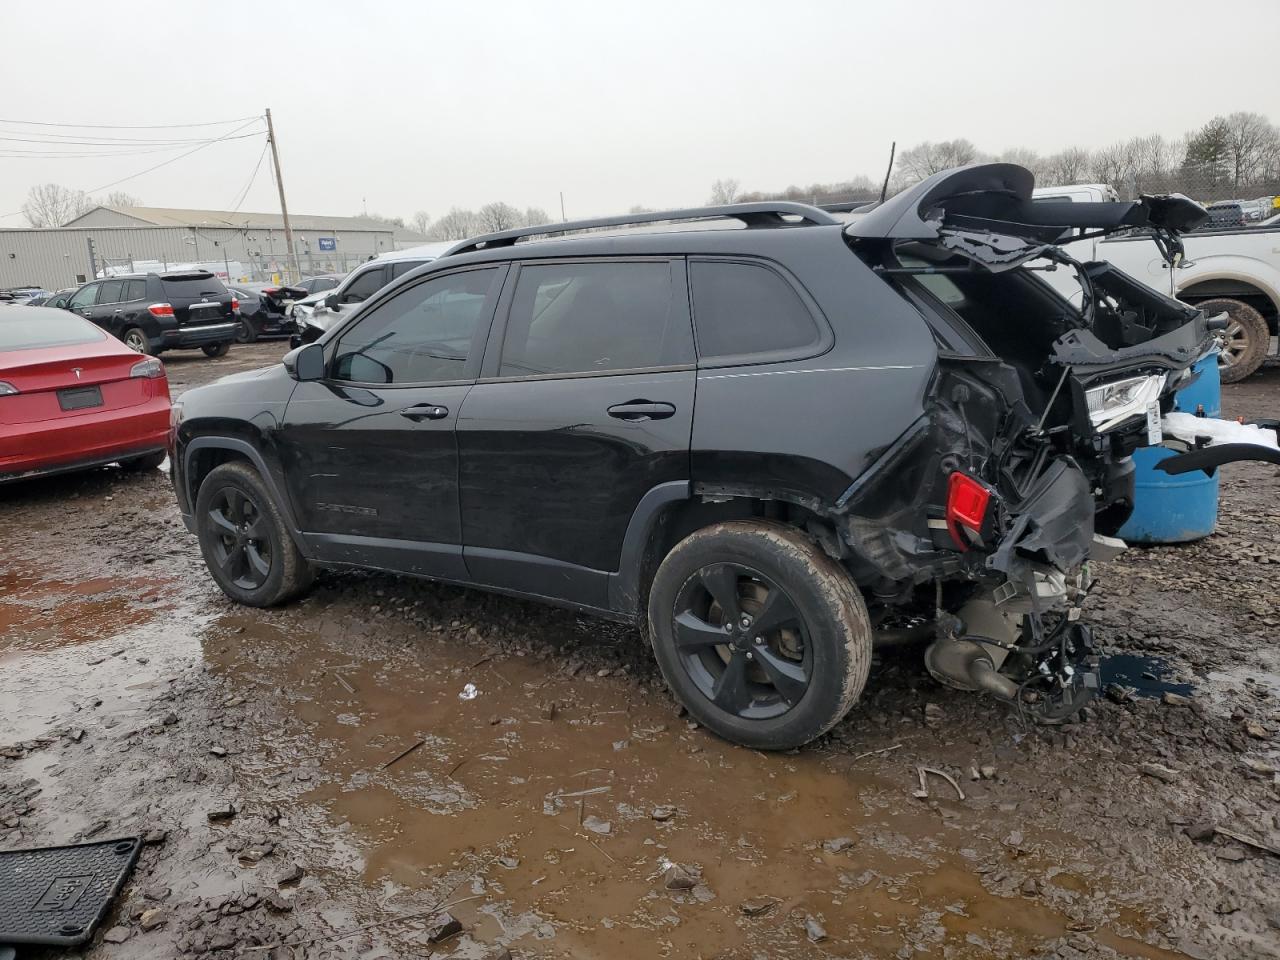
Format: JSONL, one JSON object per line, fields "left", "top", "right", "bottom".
{"left": 265, "top": 108, "right": 301, "bottom": 282}
{"left": 86, "top": 237, "right": 98, "bottom": 280}
{"left": 560, "top": 192, "right": 566, "bottom": 222}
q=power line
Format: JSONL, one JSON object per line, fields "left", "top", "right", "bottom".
{"left": 228, "top": 140, "right": 271, "bottom": 214}
{"left": 0, "top": 131, "right": 264, "bottom": 155}
{"left": 83, "top": 119, "right": 265, "bottom": 195}
{"left": 0, "top": 115, "right": 261, "bottom": 130}
{"left": 0, "top": 129, "right": 263, "bottom": 146}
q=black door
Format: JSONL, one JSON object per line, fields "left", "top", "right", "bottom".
{"left": 67, "top": 281, "right": 102, "bottom": 327}
{"left": 276, "top": 265, "right": 506, "bottom": 579}
{"left": 457, "top": 258, "right": 696, "bottom": 610}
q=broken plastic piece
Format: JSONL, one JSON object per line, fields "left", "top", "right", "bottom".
{"left": 458, "top": 682, "right": 479, "bottom": 701}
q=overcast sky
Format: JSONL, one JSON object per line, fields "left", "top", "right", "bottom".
{"left": 3, "top": 0, "right": 1277, "bottom": 226}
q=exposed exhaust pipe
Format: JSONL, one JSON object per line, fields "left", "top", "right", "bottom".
{"left": 924, "top": 638, "right": 1020, "bottom": 701}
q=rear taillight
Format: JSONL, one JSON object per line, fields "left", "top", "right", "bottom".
{"left": 262, "top": 287, "right": 280, "bottom": 296}
{"left": 946, "top": 471, "right": 993, "bottom": 551}
{"left": 0, "top": 381, "right": 18, "bottom": 396}
{"left": 231, "top": 297, "right": 240, "bottom": 312}
{"left": 130, "top": 357, "right": 165, "bottom": 379}
{"left": 148, "top": 303, "right": 174, "bottom": 318}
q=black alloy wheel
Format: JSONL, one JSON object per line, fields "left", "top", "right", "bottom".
{"left": 673, "top": 563, "right": 811, "bottom": 720}
{"left": 206, "top": 486, "right": 273, "bottom": 591}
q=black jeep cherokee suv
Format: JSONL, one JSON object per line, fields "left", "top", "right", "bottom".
{"left": 171, "top": 164, "right": 1278, "bottom": 750}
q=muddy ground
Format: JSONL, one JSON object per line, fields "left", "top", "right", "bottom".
{"left": 2, "top": 341, "right": 1278, "bottom": 960}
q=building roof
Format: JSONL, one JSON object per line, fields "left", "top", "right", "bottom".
{"left": 63, "top": 205, "right": 417, "bottom": 235}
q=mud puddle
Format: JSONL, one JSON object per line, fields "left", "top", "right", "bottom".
{"left": 1099, "top": 655, "right": 1194, "bottom": 699}
{"left": 203, "top": 604, "right": 1191, "bottom": 959}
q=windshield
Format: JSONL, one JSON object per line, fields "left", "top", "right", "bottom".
{"left": 0, "top": 310, "right": 106, "bottom": 351}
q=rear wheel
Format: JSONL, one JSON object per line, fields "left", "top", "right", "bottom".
{"left": 646, "top": 520, "right": 872, "bottom": 750}
{"left": 195, "top": 461, "right": 313, "bottom": 606}
{"left": 121, "top": 327, "right": 151, "bottom": 355}
{"left": 124, "top": 450, "right": 166, "bottom": 471}
{"left": 1199, "top": 297, "right": 1269, "bottom": 383}
{"left": 202, "top": 341, "right": 231, "bottom": 358}
{"left": 234, "top": 318, "right": 258, "bottom": 344}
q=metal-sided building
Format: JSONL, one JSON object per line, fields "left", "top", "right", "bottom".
{"left": 0, "top": 206, "right": 429, "bottom": 290}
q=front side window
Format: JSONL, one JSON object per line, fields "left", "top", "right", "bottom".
{"left": 339, "top": 266, "right": 387, "bottom": 303}
{"left": 499, "top": 261, "right": 690, "bottom": 377}
{"left": 331, "top": 268, "right": 500, "bottom": 384}
{"left": 68, "top": 283, "right": 99, "bottom": 309}
{"left": 688, "top": 259, "right": 821, "bottom": 362}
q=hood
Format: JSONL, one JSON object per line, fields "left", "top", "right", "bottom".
{"left": 846, "top": 163, "right": 1207, "bottom": 261}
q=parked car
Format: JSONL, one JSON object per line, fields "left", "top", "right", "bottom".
{"left": 227, "top": 283, "right": 306, "bottom": 342}
{"left": 27, "top": 287, "right": 76, "bottom": 308}
{"left": 291, "top": 244, "right": 454, "bottom": 342}
{"left": 1033, "top": 183, "right": 1280, "bottom": 382}
{"left": 60, "top": 271, "right": 239, "bottom": 357}
{"left": 171, "top": 164, "right": 1280, "bottom": 751}
{"left": 1, "top": 306, "right": 170, "bottom": 482}
{"left": 1, "top": 286, "right": 52, "bottom": 304}
{"left": 298, "top": 274, "right": 344, "bottom": 295}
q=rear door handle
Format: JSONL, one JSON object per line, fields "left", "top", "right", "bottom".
{"left": 607, "top": 400, "right": 677, "bottom": 421}
{"left": 400, "top": 403, "right": 450, "bottom": 421}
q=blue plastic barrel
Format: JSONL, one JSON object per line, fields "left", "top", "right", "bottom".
{"left": 1117, "top": 352, "right": 1220, "bottom": 544}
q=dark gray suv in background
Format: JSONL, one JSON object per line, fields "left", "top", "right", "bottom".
{"left": 169, "top": 164, "right": 1279, "bottom": 750}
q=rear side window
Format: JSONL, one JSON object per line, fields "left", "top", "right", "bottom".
{"left": 390, "top": 260, "right": 426, "bottom": 279}
{"left": 499, "top": 261, "right": 691, "bottom": 377}
{"left": 0, "top": 311, "right": 105, "bottom": 350}
{"left": 340, "top": 266, "right": 387, "bottom": 303}
{"left": 97, "top": 280, "right": 123, "bottom": 304}
{"left": 162, "top": 274, "right": 227, "bottom": 299}
{"left": 688, "top": 259, "right": 821, "bottom": 362}
{"left": 123, "top": 279, "right": 146, "bottom": 301}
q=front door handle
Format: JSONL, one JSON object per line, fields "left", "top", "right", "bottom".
{"left": 400, "top": 403, "right": 449, "bottom": 421}
{"left": 607, "top": 400, "right": 676, "bottom": 421}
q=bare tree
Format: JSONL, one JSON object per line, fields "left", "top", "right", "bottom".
{"left": 1043, "top": 146, "right": 1091, "bottom": 186}
{"left": 103, "top": 190, "right": 142, "bottom": 208}
{"left": 477, "top": 202, "right": 522, "bottom": 232}
{"left": 427, "top": 207, "right": 480, "bottom": 241}
{"left": 21, "top": 183, "right": 91, "bottom": 227}
{"left": 523, "top": 206, "right": 551, "bottom": 226}
{"left": 410, "top": 210, "right": 431, "bottom": 236}
{"left": 994, "top": 147, "right": 1047, "bottom": 181}
{"left": 708, "top": 178, "right": 741, "bottom": 205}
{"left": 628, "top": 204, "right": 656, "bottom": 214}
{"left": 897, "top": 139, "right": 982, "bottom": 184}
{"left": 1221, "top": 111, "right": 1279, "bottom": 189}
{"left": 362, "top": 212, "right": 406, "bottom": 228}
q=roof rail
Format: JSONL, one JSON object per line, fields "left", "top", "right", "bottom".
{"left": 442, "top": 202, "right": 840, "bottom": 257}
{"left": 818, "top": 200, "right": 879, "bottom": 214}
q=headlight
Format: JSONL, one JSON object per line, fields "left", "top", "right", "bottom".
{"left": 1085, "top": 374, "right": 1166, "bottom": 431}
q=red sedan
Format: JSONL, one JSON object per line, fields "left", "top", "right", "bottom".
{"left": 1, "top": 306, "right": 171, "bottom": 483}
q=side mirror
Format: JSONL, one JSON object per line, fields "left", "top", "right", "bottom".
{"left": 324, "top": 293, "right": 340, "bottom": 310}
{"left": 283, "top": 342, "right": 325, "bottom": 382}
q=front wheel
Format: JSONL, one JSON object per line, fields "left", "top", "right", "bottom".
{"left": 195, "top": 461, "right": 313, "bottom": 606}
{"left": 234, "top": 318, "right": 258, "bottom": 344}
{"left": 646, "top": 520, "right": 872, "bottom": 750}
{"left": 202, "top": 341, "right": 231, "bottom": 358}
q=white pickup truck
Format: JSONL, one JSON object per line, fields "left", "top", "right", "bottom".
{"left": 1034, "top": 184, "right": 1280, "bottom": 381}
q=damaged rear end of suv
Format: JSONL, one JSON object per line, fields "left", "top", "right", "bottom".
{"left": 837, "top": 163, "right": 1279, "bottom": 724}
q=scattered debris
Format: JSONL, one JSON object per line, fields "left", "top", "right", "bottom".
{"left": 740, "top": 897, "right": 779, "bottom": 917}
{"left": 582, "top": 815, "right": 612, "bottom": 835}
{"left": 662, "top": 863, "right": 698, "bottom": 890}
{"left": 804, "top": 916, "right": 828, "bottom": 942}
{"left": 822, "top": 836, "right": 856, "bottom": 854}
{"left": 1139, "top": 762, "right": 1180, "bottom": 784}
{"left": 206, "top": 804, "right": 236, "bottom": 822}
{"left": 459, "top": 682, "right": 479, "bottom": 701}
{"left": 425, "top": 912, "right": 463, "bottom": 944}
{"left": 379, "top": 738, "right": 426, "bottom": 770}
{"left": 277, "top": 863, "right": 305, "bottom": 887}
{"left": 139, "top": 908, "right": 167, "bottom": 931}
{"left": 102, "top": 926, "right": 132, "bottom": 944}
{"left": 650, "top": 804, "right": 677, "bottom": 822}
{"left": 914, "top": 766, "right": 965, "bottom": 801}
